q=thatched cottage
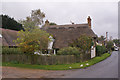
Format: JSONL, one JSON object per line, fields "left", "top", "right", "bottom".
{"left": 1, "top": 16, "right": 97, "bottom": 57}
{"left": 42, "top": 16, "right": 96, "bottom": 55}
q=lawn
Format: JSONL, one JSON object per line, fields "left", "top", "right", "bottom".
{"left": 2, "top": 53, "right": 111, "bottom": 70}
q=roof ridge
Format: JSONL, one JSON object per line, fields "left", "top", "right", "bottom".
{"left": 48, "top": 23, "right": 88, "bottom": 27}
{"left": 42, "top": 23, "right": 89, "bottom": 30}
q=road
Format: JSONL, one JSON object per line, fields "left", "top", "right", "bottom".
{"left": 63, "top": 51, "right": 118, "bottom": 78}
{"left": 2, "top": 51, "right": 118, "bottom": 78}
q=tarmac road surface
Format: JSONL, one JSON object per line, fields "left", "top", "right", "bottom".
{"left": 63, "top": 51, "right": 118, "bottom": 78}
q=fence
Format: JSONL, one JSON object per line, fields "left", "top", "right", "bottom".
{"left": 2, "top": 53, "right": 91, "bottom": 65}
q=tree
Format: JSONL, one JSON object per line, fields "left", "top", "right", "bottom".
{"left": 106, "top": 41, "right": 114, "bottom": 52}
{"left": 99, "top": 36, "right": 105, "bottom": 41}
{"left": 31, "top": 9, "right": 45, "bottom": 26}
{"left": 15, "top": 9, "right": 50, "bottom": 54}
{"left": 15, "top": 29, "right": 50, "bottom": 54}
{"left": 70, "top": 34, "right": 93, "bottom": 53}
{"left": 113, "top": 39, "right": 120, "bottom": 47}
{"left": 97, "top": 36, "right": 105, "bottom": 43}
{"left": 19, "top": 9, "right": 45, "bottom": 30}
{"left": 1, "top": 14, "right": 23, "bottom": 31}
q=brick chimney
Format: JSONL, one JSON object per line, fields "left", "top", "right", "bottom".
{"left": 45, "top": 19, "right": 49, "bottom": 26}
{"left": 87, "top": 16, "right": 91, "bottom": 28}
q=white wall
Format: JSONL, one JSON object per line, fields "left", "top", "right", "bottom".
{"left": 48, "top": 36, "right": 54, "bottom": 49}
{"left": 91, "top": 46, "right": 96, "bottom": 58}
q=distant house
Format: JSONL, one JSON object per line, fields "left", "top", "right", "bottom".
{"left": 42, "top": 16, "right": 97, "bottom": 56}
{"left": 0, "top": 28, "right": 18, "bottom": 47}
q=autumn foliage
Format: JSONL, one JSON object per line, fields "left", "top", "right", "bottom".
{"left": 15, "top": 29, "right": 50, "bottom": 54}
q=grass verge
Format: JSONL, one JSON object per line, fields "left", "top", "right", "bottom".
{"left": 2, "top": 53, "right": 111, "bottom": 70}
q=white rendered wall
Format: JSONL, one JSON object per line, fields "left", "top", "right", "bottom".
{"left": 91, "top": 46, "right": 96, "bottom": 58}
{"left": 48, "top": 36, "right": 54, "bottom": 49}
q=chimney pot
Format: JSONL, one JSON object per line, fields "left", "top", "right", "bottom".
{"left": 45, "top": 19, "right": 49, "bottom": 26}
{"left": 87, "top": 16, "right": 91, "bottom": 28}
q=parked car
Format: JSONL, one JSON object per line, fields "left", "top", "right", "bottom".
{"left": 114, "top": 46, "right": 119, "bottom": 51}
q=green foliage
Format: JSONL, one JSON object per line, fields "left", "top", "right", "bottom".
{"left": 2, "top": 47, "right": 24, "bottom": 54}
{"left": 97, "top": 35, "right": 105, "bottom": 45}
{"left": 14, "top": 9, "right": 50, "bottom": 54}
{"left": 96, "top": 45, "right": 106, "bottom": 56}
{"left": 97, "top": 36, "right": 105, "bottom": 41}
{"left": 106, "top": 41, "right": 114, "bottom": 51}
{"left": 19, "top": 20, "right": 37, "bottom": 31}
{"left": 2, "top": 53, "right": 110, "bottom": 70}
{"left": 11, "top": 61, "right": 19, "bottom": 64}
{"left": 31, "top": 9, "right": 45, "bottom": 26}
{"left": 57, "top": 47, "right": 80, "bottom": 55}
{"left": 113, "top": 39, "right": 120, "bottom": 47}
{"left": 49, "top": 22, "right": 57, "bottom": 25}
{"left": 70, "top": 34, "right": 92, "bottom": 53}
{"left": 19, "top": 9, "right": 45, "bottom": 29}
{"left": 1, "top": 14, "right": 23, "bottom": 31}
{"left": 14, "top": 29, "right": 50, "bottom": 54}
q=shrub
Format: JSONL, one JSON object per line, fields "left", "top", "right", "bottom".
{"left": 57, "top": 47, "right": 80, "bottom": 56}
{"left": 70, "top": 34, "right": 92, "bottom": 53}
{"left": 106, "top": 41, "right": 114, "bottom": 51}
{"left": 96, "top": 45, "right": 106, "bottom": 56}
{"left": 2, "top": 47, "right": 24, "bottom": 54}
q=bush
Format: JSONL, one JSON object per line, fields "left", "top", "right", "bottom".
{"left": 2, "top": 47, "right": 24, "bottom": 54}
{"left": 106, "top": 41, "right": 114, "bottom": 51}
{"left": 96, "top": 45, "right": 106, "bottom": 56}
{"left": 70, "top": 34, "right": 92, "bottom": 53}
{"left": 14, "top": 29, "right": 50, "bottom": 54}
{"left": 57, "top": 47, "right": 80, "bottom": 56}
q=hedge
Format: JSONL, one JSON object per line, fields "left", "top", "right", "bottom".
{"left": 96, "top": 45, "right": 106, "bottom": 56}
{"left": 57, "top": 47, "right": 80, "bottom": 56}
{"left": 2, "top": 47, "right": 24, "bottom": 54}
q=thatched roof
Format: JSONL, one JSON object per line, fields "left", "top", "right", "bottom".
{"left": 0, "top": 28, "right": 18, "bottom": 46}
{"left": 42, "top": 24, "right": 96, "bottom": 49}
{"left": 1, "top": 23, "right": 96, "bottom": 48}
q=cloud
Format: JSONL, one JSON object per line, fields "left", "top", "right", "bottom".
{"left": 2, "top": 2, "right": 118, "bottom": 39}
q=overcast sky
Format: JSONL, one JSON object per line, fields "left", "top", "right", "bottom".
{"left": 1, "top": 0, "right": 118, "bottom": 39}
